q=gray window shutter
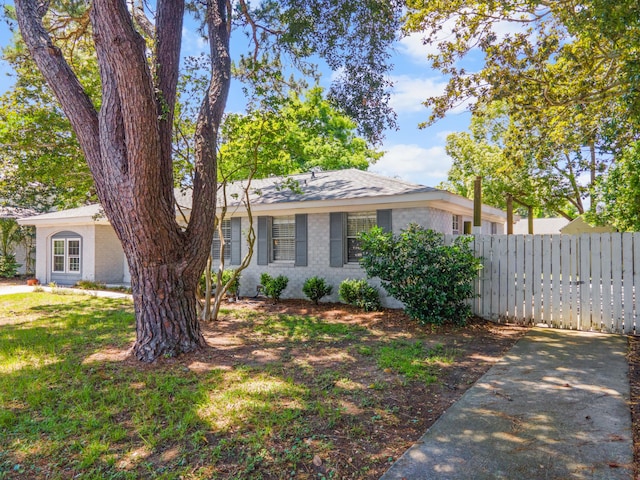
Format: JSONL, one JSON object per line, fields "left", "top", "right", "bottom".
{"left": 257, "top": 216, "right": 269, "bottom": 265}
{"left": 230, "top": 217, "right": 242, "bottom": 265}
{"left": 295, "top": 214, "right": 307, "bottom": 266}
{"left": 330, "top": 212, "right": 345, "bottom": 267}
{"left": 377, "top": 209, "right": 392, "bottom": 233}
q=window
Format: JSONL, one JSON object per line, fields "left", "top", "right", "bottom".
{"left": 212, "top": 219, "right": 231, "bottom": 261}
{"left": 452, "top": 215, "right": 462, "bottom": 235}
{"left": 346, "top": 211, "right": 376, "bottom": 263}
{"left": 52, "top": 238, "right": 81, "bottom": 273}
{"left": 257, "top": 215, "right": 307, "bottom": 266}
{"left": 271, "top": 216, "right": 295, "bottom": 261}
{"left": 330, "top": 210, "right": 391, "bottom": 267}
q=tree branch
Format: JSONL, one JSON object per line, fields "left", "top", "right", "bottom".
{"left": 155, "top": 0, "right": 185, "bottom": 199}
{"left": 185, "top": 0, "right": 231, "bottom": 275}
{"left": 14, "top": 0, "right": 101, "bottom": 179}
{"left": 91, "top": 0, "right": 166, "bottom": 205}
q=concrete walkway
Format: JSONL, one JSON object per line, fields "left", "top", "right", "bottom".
{"left": 0, "top": 284, "right": 131, "bottom": 299}
{"left": 381, "top": 327, "right": 633, "bottom": 479}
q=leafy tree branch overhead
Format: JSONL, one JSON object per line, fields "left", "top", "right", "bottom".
{"left": 13, "top": 0, "right": 403, "bottom": 362}
{"left": 405, "top": 0, "right": 640, "bottom": 224}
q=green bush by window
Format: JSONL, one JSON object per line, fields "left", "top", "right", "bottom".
{"left": 359, "top": 224, "right": 481, "bottom": 325}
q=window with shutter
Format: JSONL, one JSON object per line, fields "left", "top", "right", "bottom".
{"left": 271, "top": 216, "right": 295, "bottom": 262}
{"left": 212, "top": 219, "right": 232, "bottom": 261}
{"left": 346, "top": 211, "right": 376, "bottom": 263}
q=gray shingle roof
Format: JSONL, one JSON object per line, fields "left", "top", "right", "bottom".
{"left": 17, "top": 204, "right": 104, "bottom": 222}
{"left": 23, "top": 169, "right": 493, "bottom": 225}
{"left": 223, "top": 169, "right": 436, "bottom": 206}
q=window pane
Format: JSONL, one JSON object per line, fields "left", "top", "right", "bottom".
{"left": 346, "top": 212, "right": 375, "bottom": 263}
{"left": 452, "top": 215, "right": 461, "bottom": 234}
{"left": 347, "top": 212, "right": 376, "bottom": 237}
{"left": 53, "top": 240, "right": 65, "bottom": 255}
{"left": 271, "top": 216, "right": 295, "bottom": 261}
{"left": 347, "top": 238, "right": 364, "bottom": 263}
{"left": 68, "top": 240, "right": 80, "bottom": 256}
{"left": 68, "top": 257, "right": 80, "bottom": 272}
{"left": 273, "top": 238, "right": 295, "bottom": 261}
{"left": 213, "top": 219, "right": 232, "bottom": 260}
{"left": 53, "top": 256, "right": 65, "bottom": 272}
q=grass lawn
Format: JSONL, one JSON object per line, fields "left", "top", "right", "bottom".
{"left": 0, "top": 292, "right": 525, "bottom": 479}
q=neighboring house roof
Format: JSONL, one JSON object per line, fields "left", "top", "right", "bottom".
{"left": 512, "top": 217, "right": 570, "bottom": 235}
{"left": 0, "top": 206, "right": 39, "bottom": 219}
{"left": 560, "top": 216, "right": 616, "bottom": 234}
{"left": 19, "top": 169, "right": 508, "bottom": 226}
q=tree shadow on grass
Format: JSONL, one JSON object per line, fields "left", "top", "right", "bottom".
{"left": 0, "top": 294, "right": 524, "bottom": 479}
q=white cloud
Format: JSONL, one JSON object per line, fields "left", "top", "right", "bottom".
{"left": 398, "top": 32, "right": 440, "bottom": 61}
{"left": 389, "top": 74, "right": 474, "bottom": 116}
{"left": 398, "top": 15, "right": 529, "bottom": 63}
{"left": 389, "top": 75, "right": 448, "bottom": 114}
{"left": 398, "top": 17, "right": 460, "bottom": 62}
{"left": 370, "top": 144, "right": 452, "bottom": 186}
{"left": 436, "top": 130, "right": 455, "bottom": 141}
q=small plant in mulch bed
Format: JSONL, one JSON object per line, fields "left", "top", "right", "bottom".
{"left": 338, "top": 278, "right": 381, "bottom": 312}
{"left": 260, "top": 273, "right": 289, "bottom": 303}
{"left": 75, "top": 280, "right": 107, "bottom": 290}
{"left": 303, "top": 276, "right": 333, "bottom": 305}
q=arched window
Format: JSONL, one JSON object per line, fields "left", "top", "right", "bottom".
{"left": 51, "top": 233, "right": 82, "bottom": 274}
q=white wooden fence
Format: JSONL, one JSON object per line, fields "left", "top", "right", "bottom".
{"left": 453, "top": 233, "right": 640, "bottom": 334}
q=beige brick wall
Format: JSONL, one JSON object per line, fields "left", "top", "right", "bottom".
{"left": 94, "top": 225, "right": 126, "bottom": 284}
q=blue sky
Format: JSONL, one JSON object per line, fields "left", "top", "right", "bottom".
{"left": 0, "top": 13, "right": 489, "bottom": 188}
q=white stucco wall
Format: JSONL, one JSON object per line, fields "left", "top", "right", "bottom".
{"left": 34, "top": 225, "right": 96, "bottom": 285}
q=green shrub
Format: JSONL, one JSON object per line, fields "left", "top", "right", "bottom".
{"left": 359, "top": 224, "right": 481, "bottom": 326}
{"left": 338, "top": 279, "right": 381, "bottom": 312}
{"left": 75, "top": 280, "right": 106, "bottom": 290}
{"left": 302, "top": 276, "right": 333, "bottom": 305}
{"left": 260, "top": 273, "right": 289, "bottom": 303}
{"left": 200, "top": 269, "right": 241, "bottom": 297}
{"left": 0, "top": 254, "right": 20, "bottom": 278}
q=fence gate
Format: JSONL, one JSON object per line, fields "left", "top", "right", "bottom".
{"left": 451, "top": 233, "right": 640, "bottom": 334}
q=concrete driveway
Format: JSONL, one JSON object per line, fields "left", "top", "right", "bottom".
{"left": 381, "top": 327, "right": 633, "bottom": 479}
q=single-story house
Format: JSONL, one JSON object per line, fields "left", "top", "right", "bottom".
{"left": 19, "top": 169, "right": 507, "bottom": 305}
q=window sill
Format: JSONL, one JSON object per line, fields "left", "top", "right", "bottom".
{"left": 268, "top": 261, "right": 295, "bottom": 267}
{"left": 343, "top": 263, "right": 363, "bottom": 269}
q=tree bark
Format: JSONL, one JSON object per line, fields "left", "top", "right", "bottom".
{"left": 15, "top": 0, "right": 231, "bottom": 361}
{"left": 130, "top": 263, "right": 205, "bottom": 362}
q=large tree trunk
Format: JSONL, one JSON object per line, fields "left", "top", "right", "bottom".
{"left": 15, "top": 0, "right": 231, "bottom": 361}
{"left": 131, "top": 263, "right": 205, "bottom": 361}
